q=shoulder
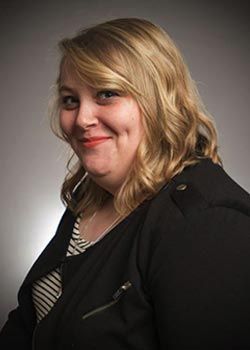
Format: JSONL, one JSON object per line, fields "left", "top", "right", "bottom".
{"left": 169, "top": 158, "right": 250, "bottom": 217}
{"left": 149, "top": 158, "right": 250, "bottom": 221}
{"left": 139, "top": 158, "right": 250, "bottom": 252}
{"left": 140, "top": 159, "right": 250, "bottom": 288}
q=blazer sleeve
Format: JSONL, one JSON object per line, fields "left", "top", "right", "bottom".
{"left": 0, "top": 305, "right": 33, "bottom": 349}
{"left": 147, "top": 206, "right": 250, "bottom": 349}
{"left": 0, "top": 207, "right": 71, "bottom": 349}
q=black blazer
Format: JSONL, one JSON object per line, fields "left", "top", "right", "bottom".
{"left": 1, "top": 158, "right": 250, "bottom": 350}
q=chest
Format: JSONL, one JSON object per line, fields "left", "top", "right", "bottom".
{"left": 32, "top": 212, "right": 158, "bottom": 349}
{"left": 78, "top": 210, "right": 123, "bottom": 242}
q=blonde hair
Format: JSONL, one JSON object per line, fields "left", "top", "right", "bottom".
{"left": 50, "top": 17, "right": 222, "bottom": 217}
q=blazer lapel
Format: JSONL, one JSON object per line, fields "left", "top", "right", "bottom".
{"left": 21, "top": 208, "right": 75, "bottom": 288}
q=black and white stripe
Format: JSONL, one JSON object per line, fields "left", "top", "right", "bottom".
{"left": 32, "top": 215, "right": 93, "bottom": 323}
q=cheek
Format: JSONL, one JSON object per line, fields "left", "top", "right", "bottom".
{"left": 59, "top": 111, "right": 74, "bottom": 135}
{"left": 111, "top": 106, "right": 142, "bottom": 136}
{"left": 126, "top": 110, "right": 144, "bottom": 141}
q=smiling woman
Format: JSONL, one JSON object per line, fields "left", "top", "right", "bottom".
{"left": 1, "top": 17, "right": 250, "bottom": 350}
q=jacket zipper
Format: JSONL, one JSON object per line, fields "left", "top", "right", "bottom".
{"left": 82, "top": 281, "right": 132, "bottom": 320}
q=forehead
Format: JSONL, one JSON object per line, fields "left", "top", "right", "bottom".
{"left": 59, "top": 60, "right": 80, "bottom": 85}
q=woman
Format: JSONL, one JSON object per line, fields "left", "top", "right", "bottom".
{"left": 1, "top": 17, "right": 250, "bottom": 349}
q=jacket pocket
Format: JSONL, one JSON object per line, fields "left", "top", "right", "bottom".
{"left": 82, "top": 281, "right": 132, "bottom": 321}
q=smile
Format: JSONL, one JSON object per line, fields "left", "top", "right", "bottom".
{"left": 82, "top": 138, "right": 111, "bottom": 148}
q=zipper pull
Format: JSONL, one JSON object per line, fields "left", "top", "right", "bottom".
{"left": 112, "top": 281, "right": 132, "bottom": 300}
{"left": 81, "top": 281, "right": 132, "bottom": 320}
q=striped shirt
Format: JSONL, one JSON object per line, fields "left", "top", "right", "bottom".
{"left": 32, "top": 214, "right": 94, "bottom": 323}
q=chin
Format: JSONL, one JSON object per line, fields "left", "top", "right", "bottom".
{"left": 87, "top": 168, "right": 110, "bottom": 178}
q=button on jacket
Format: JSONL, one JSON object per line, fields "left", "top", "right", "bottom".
{"left": 1, "top": 158, "right": 250, "bottom": 349}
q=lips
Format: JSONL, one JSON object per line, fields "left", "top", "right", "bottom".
{"left": 81, "top": 136, "right": 111, "bottom": 148}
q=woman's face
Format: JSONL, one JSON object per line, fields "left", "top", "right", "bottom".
{"left": 59, "top": 63, "right": 144, "bottom": 194}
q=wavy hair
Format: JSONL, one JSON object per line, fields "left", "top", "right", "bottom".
{"left": 49, "top": 17, "right": 222, "bottom": 217}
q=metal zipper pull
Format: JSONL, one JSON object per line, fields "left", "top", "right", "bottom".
{"left": 82, "top": 281, "right": 132, "bottom": 320}
{"left": 112, "top": 281, "right": 132, "bottom": 300}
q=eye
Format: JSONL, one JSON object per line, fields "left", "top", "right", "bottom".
{"left": 60, "top": 95, "right": 79, "bottom": 110}
{"left": 96, "top": 90, "right": 119, "bottom": 101}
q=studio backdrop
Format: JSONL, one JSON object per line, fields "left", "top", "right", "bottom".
{"left": 0, "top": 0, "right": 249, "bottom": 328}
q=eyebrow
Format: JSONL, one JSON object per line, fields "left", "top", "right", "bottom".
{"left": 58, "top": 85, "right": 77, "bottom": 94}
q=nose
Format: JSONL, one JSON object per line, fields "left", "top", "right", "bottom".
{"left": 74, "top": 99, "right": 98, "bottom": 130}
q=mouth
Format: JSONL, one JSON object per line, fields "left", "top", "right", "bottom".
{"left": 81, "top": 137, "right": 111, "bottom": 148}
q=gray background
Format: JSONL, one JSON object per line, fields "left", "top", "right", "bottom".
{"left": 0, "top": 0, "right": 249, "bottom": 328}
